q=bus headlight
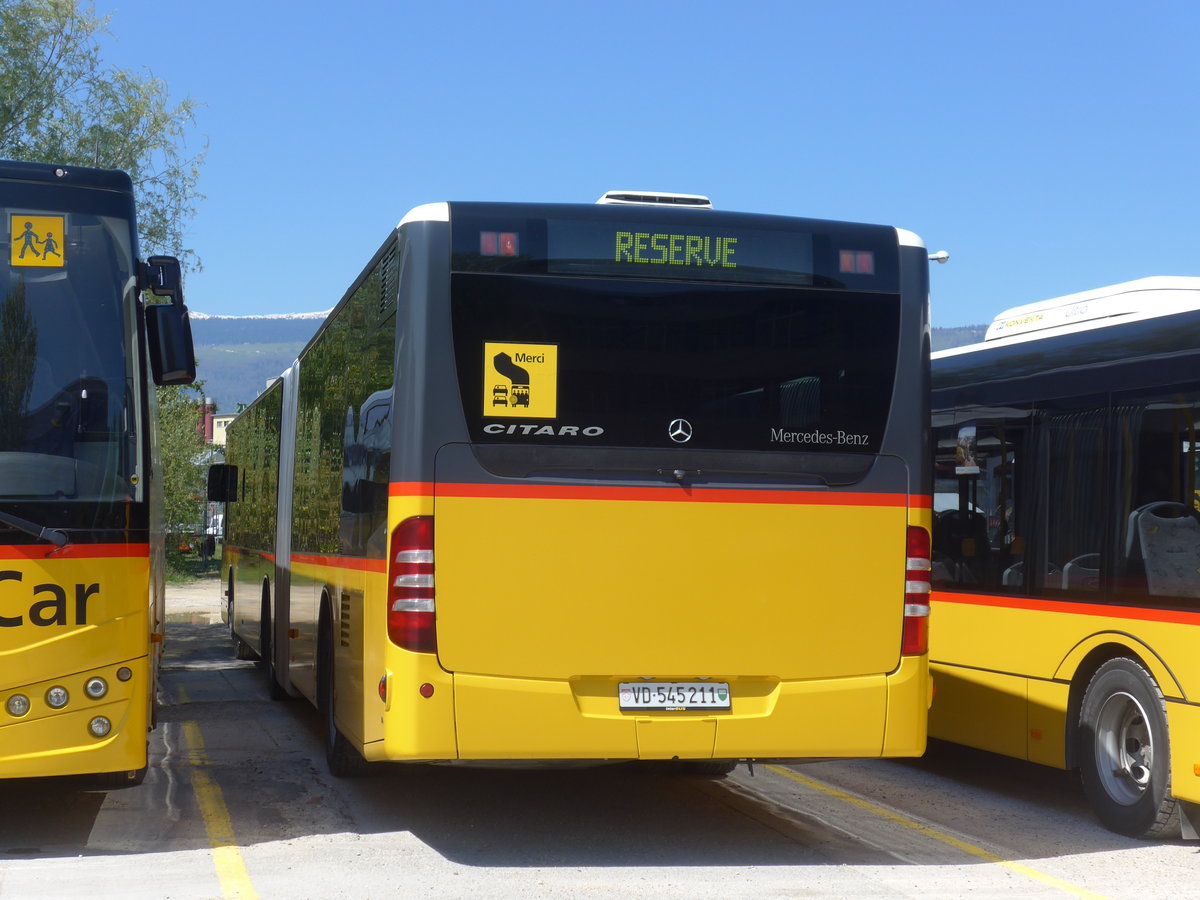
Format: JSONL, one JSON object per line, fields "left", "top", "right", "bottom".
{"left": 6, "top": 694, "right": 30, "bottom": 717}
{"left": 116, "top": 667, "right": 132, "bottom": 682}
{"left": 88, "top": 716, "right": 112, "bottom": 738}
{"left": 45, "top": 686, "right": 70, "bottom": 709}
{"left": 85, "top": 677, "right": 108, "bottom": 699}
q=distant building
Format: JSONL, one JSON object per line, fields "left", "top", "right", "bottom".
{"left": 212, "top": 414, "right": 235, "bottom": 447}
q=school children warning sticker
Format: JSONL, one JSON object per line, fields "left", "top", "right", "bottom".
{"left": 10, "top": 214, "right": 65, "bottom": 267}
{"left": 484, "top": 342, "right": 557, "bottom": 419}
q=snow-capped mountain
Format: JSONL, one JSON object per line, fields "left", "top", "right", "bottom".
{"left": 189, "top": 311, "right": 326, "bottom": 413}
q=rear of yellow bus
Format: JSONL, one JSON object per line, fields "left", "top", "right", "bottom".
{"left": 377, "top": 201, "right": 931, "bottom": 765}
{"left": 0, "top": 162, "right": 185, "bottom": 783}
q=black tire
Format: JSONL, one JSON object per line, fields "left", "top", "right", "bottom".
{"left": 261, "top": 595, "right": 288, "bottom": 701}
{"left": 674, "top": 760, "right": 738, "bottom": 778}
{"left": 638, "top": 759, "right": 738, "bottom": 778}
{"left": 230, "top": 591, "right": 257, "bottom": 660}
{"left": 319, "top": 606, "right": 371, "bottom": 778}
{"left": 1078, "top": 657, "right": 1179, "bottom": 838}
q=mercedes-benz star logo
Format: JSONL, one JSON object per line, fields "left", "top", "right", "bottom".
{"left": 668, "top": 418, "right": 693, "bottom": 443}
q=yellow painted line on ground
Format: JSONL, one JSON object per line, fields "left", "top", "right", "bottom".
{"left": 765, "top": 764, "right": 1112, "bottom": 900}
{"left": 177, "top": 687, "right": 258, "bottom": 900}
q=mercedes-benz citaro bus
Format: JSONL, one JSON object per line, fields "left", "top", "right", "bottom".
{"left": 211, "top": 191, "right": 933, "bottom": 777}
{"left": 930, "top": 276, "right": 1200, "bottom": 839}
{"left": 1, "top": 159, "right": 196, "bottom": 784}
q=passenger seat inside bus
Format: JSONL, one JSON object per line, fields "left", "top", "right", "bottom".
{"left": 1061, "top": 553, "right": 1102, "bottom": 591}
{"left": 1000, "top": 560, "right": 1063, "bottom": 590}
{"left": 1125, "top": 501, "right": 1200, "bottom": 599}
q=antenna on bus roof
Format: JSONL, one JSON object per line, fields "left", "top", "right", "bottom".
{"left": 596, "top": 190, "right": 713, "bottom": 209}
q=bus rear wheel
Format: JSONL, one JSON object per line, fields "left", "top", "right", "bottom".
{"left": 1078, "top": 658, "right": 1179, "bottom": 838}
{"left": 318, "top": 611, "right": 371, "bottom": 778}
{"left": 260, "top": 595, "right": 288, "bottom": 701}
{"left": 230, "top": 591, "right": 256, "bottom": 661}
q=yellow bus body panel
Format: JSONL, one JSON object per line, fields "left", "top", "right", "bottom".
{"left": 931, "top": 590, "right": 1200, "bottom": 788}
{"left": 434, "top": 493, "right": 906, "bottom": 680}
{"left": 0, "top": 551, "right": 151, "bottom": 778}
{"left": 370, "top": 491, "right": 924, "bottom": 762}
{"left": 329, "top": 492, "right": 928, "bottom": 764}
{"left": 368, "top": 642, "right": 458, "bottom": 761}
{"left": 1168, "top": 702, "right": 1200, "bottom": 807}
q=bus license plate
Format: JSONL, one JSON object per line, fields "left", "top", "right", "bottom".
{"left": 618, "top": 682, "right": 730, "bottom": 710}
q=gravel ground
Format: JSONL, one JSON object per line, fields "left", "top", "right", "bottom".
{"left": 164, "top": 575, "right": 223, "bottom": 624}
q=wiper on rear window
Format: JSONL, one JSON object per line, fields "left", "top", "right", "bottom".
{"left": 0, "top": 510, "right": 69, "bottom": 548}
{"left": 470, "top": 445, "right": 875, "bottom": 486}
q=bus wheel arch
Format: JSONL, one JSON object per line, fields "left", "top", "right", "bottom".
{"left": 261, "top": 579, "right": 287, "bottom": 700}
{"left": 1060, "top": 636, "right": 1181, "bottom": 770}
{"left": 1076, "top": 656, "right": 1179, "bottom": 838}
{"left": 229, "top": 570, "right": 256, "bottom": 660}
{"left": 318, "top": 592, "right": 370, "bottom": 777}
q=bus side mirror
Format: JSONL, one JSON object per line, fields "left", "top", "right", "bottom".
{"left": 207, "top": 464, "right": 238, "bottom": 503}
{"left": 146, "top": 302, "right": 197, "bottom": 385}
{"left": 142, "top": 255, "right": 182, "bottom": 300}
{"left": 141, "top": 255, "right": 196, "bottom": 386}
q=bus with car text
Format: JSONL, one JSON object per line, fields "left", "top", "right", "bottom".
{"left": 0, "top": 160, "right": 196, "bottom": 784}
{"left": 930, "top": 276, "right": 1200, "bottom": 838}
{"left": 211, "top": 191, "right": 933, "bottom": 776}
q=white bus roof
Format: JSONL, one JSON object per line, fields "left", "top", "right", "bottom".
{"left": 938, "top": 276, "right": 1200, "bottom": 357}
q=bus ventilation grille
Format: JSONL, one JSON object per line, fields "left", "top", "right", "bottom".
{"left": 596, "top": 191, "right": 713, "bottom": 209}
{"left": 379, "top": 242, "right": 398, "bottom": 316}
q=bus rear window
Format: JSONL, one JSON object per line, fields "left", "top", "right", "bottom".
{"left": 451, "top": 274, "right": 900, "bottom": 454}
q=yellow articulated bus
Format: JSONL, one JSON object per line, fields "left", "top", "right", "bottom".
{"left": 212, "top": 191, "right": 933, "bottom": 776}
{"left": 930, "top": 276, "right": 1200, "bottom": 839}
{"left": 1, "top": 159, "right": 196, "bottom": 783}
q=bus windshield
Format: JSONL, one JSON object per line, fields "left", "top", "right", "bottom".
{"left": 1, "top": 192, "right": 139, "bottom": 509}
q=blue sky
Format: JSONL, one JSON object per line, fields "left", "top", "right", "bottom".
{"left": 99, "top": 0, "right": 1199, "bottom": 326}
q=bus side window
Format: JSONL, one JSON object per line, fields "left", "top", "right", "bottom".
{"left": 1113, "top": 389, "right": 1200, "bottom": 601}
{"left": 932, "top": 410, "right": 1028, "bottom": 591}
{"left": 1034, "top": 400, "right": 1108, "bottom": 596}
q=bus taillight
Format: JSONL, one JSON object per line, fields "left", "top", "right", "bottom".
{"left": 387, "top": 516, "right": 436, "bottom": 653}
{"left": 902, "top": 525, "right": 931, "bottom": 656}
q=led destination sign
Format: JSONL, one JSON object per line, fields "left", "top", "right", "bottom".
{"left": 549, "top": 219, "right": 811, "bottom": 285}
{"left": 450, "top": 204, "right": 901, "bottom": 289}
{"left": 613, "top": 230, "right": 739, "bottom": 270}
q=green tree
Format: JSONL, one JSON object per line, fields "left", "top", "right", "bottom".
{"left": 0, "top": 284, "right": 36, "bottom": 449}
{"left": 156, "top": 381, "right": 208, "bottom": 571}
{"left": 0, "top": 0, "right": 205, "bottom": 263}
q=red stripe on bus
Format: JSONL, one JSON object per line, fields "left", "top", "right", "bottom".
{"left": 932, "top": 589, "right": 1200, "bottom": 626}
{"left": 224, "top": 547, "right": 277, "bottom": 564}
{"left": 390, "top": 481, "right": 434, "bottom": 497}
{"left": 390, "top": 481, "right": 923, "bottom": 508}
{"left": 0, "top": 543, "right": 150, "bottom": 560}
{"left": 290, "top": 552, "right": 387, "bottom": 573}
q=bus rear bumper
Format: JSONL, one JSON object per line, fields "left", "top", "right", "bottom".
{"left": 372, "top": 655, "right": 929, "bottom": 762}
